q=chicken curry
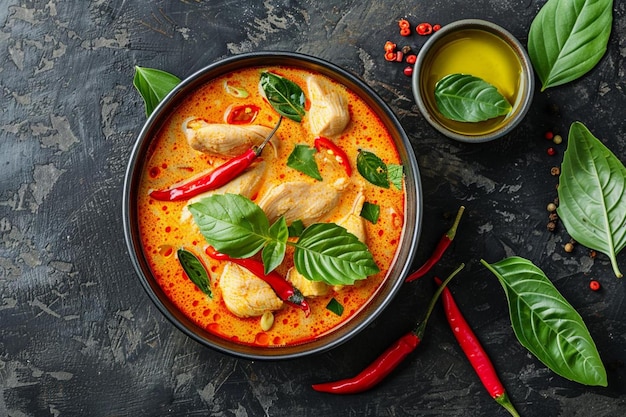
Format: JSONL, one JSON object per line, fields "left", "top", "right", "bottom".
{"left": 137, "top": 65, "right": 406, "bottom": 347}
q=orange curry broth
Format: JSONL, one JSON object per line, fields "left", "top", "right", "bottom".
{"left": 137, "top": 66, "right": 406, "bottom": 347}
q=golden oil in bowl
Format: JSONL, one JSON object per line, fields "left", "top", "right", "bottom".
{"left": 412, "top": 20, "right": 535, "bottom": 142}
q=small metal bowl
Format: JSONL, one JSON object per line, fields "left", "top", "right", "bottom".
{"left": 123, "top": 52, "right": 422, "bottom": 360}
{"left": 412, "top": 19, "right": 535, "bottom": 142}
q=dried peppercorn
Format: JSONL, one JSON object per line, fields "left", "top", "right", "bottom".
{"left": 550, "top": 166, "right": 560, "bottom": 176}
{"left": 401, "top": 45, "right": 412, "bottom": 54}
{"left": 589, "top": 280, "right": 601, "bottom": 291}
{"left": 544, "top": 131, "right": 554, "bottom": 140}
{"left": 547, "top": 147, "right": 556, "bottom": 156}
{"left": 416, "top": 23, "right": 433, "bottom": 35}
{"left": 553, "top": 134, "right": 563, "bottom": 144}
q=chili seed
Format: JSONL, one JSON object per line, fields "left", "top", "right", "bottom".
{"left": 547, "top": 147, "right": 556, "bottom": 156}
{"left": 403, "top": 66, "right": 413, "bottom": 77}
{"left": 553, "top": 134, "right": 563, "bottom": 145}
{"left": 547, "top": 202, "right": 557, "bottom": 212}
{"left": 589, "top": 280, "right": 601, "bottom": 291}
{"left": 564, "top": 242, "right": 575, "bottom": 253}
{"left": 550, "top": 166, "right": 560, "bottom": 176}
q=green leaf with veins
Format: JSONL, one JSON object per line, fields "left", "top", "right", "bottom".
{"left": 133, "top": 66, "right": 181, "bottom": 117}
{"left": 287, "top": 144, "right": 323, "bottom": 180}
{"left": 357, "top": 150, "right": 389, "bottom": 188}
{"left": 177, "top": 248, "right": 212, "bottom": 297}
{"left": 259, "top": 71, "right": 306, "bottom": 122}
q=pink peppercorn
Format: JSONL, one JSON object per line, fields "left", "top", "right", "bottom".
{"left": 547, "top": 147, "right": 556, "bottom": 156}
{"left": 403, "top": 66, "right": 413, "bottom": 77}
{"left": 589, "top": 280, "right": 601, "bottom": 291}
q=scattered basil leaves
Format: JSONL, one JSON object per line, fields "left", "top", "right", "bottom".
{"left": 189, "top": 194, "right": 378, "bottom": 284}
{"left": 259, "top": 71, "right": 306, "bottom": 122}
{"left": 482, "top": 257, "right": 607, "bottom": 387}
{"left": 434, "top": 74, "right": 512, "bottom": 122}
{"left": 133, "top": 66, "right": 181, "bottom": 117}
{"left": 326, "top": 298, "right": 344, "bottom": 316}
{"left": 528, "top": 0, "right": 613, "bottom": 91}
{"left": 357, "top": 150, "right": 389, "bottom": 188}
{"left": 360, "top": 202, "right": 380, "bottom": 224}
{"left": 557, "top": 121, "right": 626, "bottom": 278}
{"left": 287, "top": 145, "right": 323, "bottom": 180}
{"left": 177, "top": 248, "right": 212, "bottom": 297}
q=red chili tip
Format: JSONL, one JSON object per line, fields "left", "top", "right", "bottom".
{"left": 589, "top": 280, "right": 601, "bottom": 291}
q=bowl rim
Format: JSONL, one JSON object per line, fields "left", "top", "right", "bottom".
{"left": 411, "top": 19, "right": 536, "bottom": 143}
{"left": 122, "top": 51, "right": 423, "bottom": 360}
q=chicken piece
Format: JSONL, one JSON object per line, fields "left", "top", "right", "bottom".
{"left": 184, "top": 118, "right": 276, "bottom": 157}
{"left": 337, "top": 191, "right": 367, "bottom": 243}
{"left": 219, "top": 262, "right": 283, "bottom": 318}
{"left": 181, "top": 160, "right": 267, "bottom": 223}
{"left": 257, "top": 179, "right": 347, "bottom": 226}
{"left": 286, "top": 267, "right": 329, "bottom": 297}
{"left": 307, "top": 75, "right": 350, "bottom": 137}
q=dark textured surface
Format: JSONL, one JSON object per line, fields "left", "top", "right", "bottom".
{"left": 1, "top": 1, "right": 625, "bottom": 416}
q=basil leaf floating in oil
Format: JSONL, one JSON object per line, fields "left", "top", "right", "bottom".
{"left": 481, "top": 257, "right": 607, "bottom": 387}
{"left": 557, "top": 121, "right": 626, "bottom": 278}
{"left": 326, "top": 298, "right": 344, "bottom": 316}
{"left": 259, "top": 71, "right": 306, "bottom": 122}
{"left": 177, "top": 248, "right": 212, "bottom": 297}
{"left": 528, "top": 0, "right": 613, "bottom": 91}
{"left": 189, "top": 193, "right": 379, "bottom": 285}
{"left": 293, "top": 223, "right": 380, "bottom": 286}
{"left": 434, "top": 74, "right": 512, "bottom": 122}
{"left": 360, "top": 201, "right": 380, "bottom": 224}
{"left": 133, "top": 66, "right": 181, "bottom": 117}
{"left": 387, "top": 163, "right": 404, "bottom": 191}
{"left": 287, "top": 144, "right": 323, "bottom": 180}
{"left": 357, "top": 150, "right": 389, "bottom": 188}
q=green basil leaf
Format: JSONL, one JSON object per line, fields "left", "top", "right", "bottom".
{"left": 188, "top": 194, "right": 272, "bottom": 258}
{"left": 293, "top": 223, "right": 380, "bottom": 286}
{"left": 360, "top": 201, "right": 380, "bottom": 224}
{"left": 388, "top": 163, "right": 404, "bottom": 191}
{"left": 133, "top": 66, "right": 181, "bottom": 117}
{"left": 557, "top": 122, "right": 626, "bottom": 278}
{"left": 482, "top": 257, "right": 607, "bottom": 387}
{"left": 434, "top": 74, "right": 512, "bottom": 122}
{"left": 326, "top": 298, "right": 344, "bottom": 316}
{"left": 262, "top": 217, "right": 289, "bottom": 274}
{"left": 288, "top": 219, "right": 306, "bottom": 238}
{"left": 177, "top": 248, "right": 212, "bottom": 297}
{"left": 287, "top": 144, "right": 323, "bottom": 180}
{"left": 259, "top": 71, "right": 306, "bottom": 122}
{"left": 528, "top": 0, "right": 613, "bottom": 91}
{"left": 357, "top": 150, "right": 389, "bottom": 188}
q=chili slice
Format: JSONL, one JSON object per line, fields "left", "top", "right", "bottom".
{"left": 205, "top": 246, "right": 310, "bottom": 316}
{"left": 314, "top": 137, "right": 352, "bottom": 177}
{"left": 435, "top": 277, "right": 520, "bottom": 417}
{"left": 150, "top": 117, "right": 282, "bottom": 201}
{"left": 312, "top": 264, "right": 465, "bottom": 394}
{"left": 405, "top": 205, "right": 465, "bottom": 282}
{"left": 225, "top": 104, "right": 260, "bottom": 125}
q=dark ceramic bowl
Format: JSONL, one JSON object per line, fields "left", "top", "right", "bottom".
{"left": 123, "top": 52, "right": 422, "bottom": 360}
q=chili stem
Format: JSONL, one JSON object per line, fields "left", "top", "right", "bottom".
{"left": 406, "top": 205, "right": 465, "bottom": 282}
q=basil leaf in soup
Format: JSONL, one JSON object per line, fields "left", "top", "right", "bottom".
{"left": 528, "top": 0, "right": 613, "bottom": 91}
{"left": 360, "top": 201, "right": 380, "bottom": 224}
{"left": 293, "top": 223, "right": 380, "bottom": 286}
{"left": 287, "top": 144, "right": 323, "bottom": 180}
{"left": 387, "top": 163, "right": 404, "bottom": 191}
{"left": 133, "top": 66, "right": 181, "bottom": 116}
{"left": 262, "top": 217, "right": 289, "bottom": 275}
{"left": 259, "top": 71, "right": 306, "bottom": 122}
{"left": 357, "top": 150, "right": 389, "bottom": 188}
{"left": 177, "top": 248, "right": 212, "bottom": 297}
{"left": 434, "top": 73, "right": 512, "bottom": 122}
{"left": 326, "top": 298, "right": 344, "bottom": 316}
{"left": 557, "top": 121, "right": 626, "bottom": 278}
{"left": 482, "top": 257, "right": 607, "bottom": 387}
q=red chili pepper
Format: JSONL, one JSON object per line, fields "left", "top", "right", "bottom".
{"left": 435, "top": 277, "right": 520, "bottom": 417}
{"left": 149, "top": 117, "right": 282, "bottom": 201}
{"left": 416, "top": 23, "right": 433, "bottom": 36}
{"left": 205, "top": 246, "right": 310, "bottom": 316}
{"left": 405, "top": 54, "right": 417, "bottom": 65}
{"left": 312, "top": 264, "right": 465, "bottom": 394}
{"left": 405, "top": 205, "right": 465, "bottom": 282}
{"left": 225, "top": 104, "right": 260, "bottom": 125}
{"left": 398, "top": 19, "right": 411, "bottom": 30}
{"left": 314, "top": 137, "right": 352, "bottom": 177}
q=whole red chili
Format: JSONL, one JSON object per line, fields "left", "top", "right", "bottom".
{"left": 416, "top": 22, "right": 433, "bottom": 35}
{"left": 435, "top": 277, "right": 520, "bottom": 417}
{"left": 205, "top": 246, "right": 310, "bottom": 316}
{"left": 311, "top": 264, "right": 465, "bottom": 394}
{"left": 405, "top": 205, "right": 465, "bottom": 282}
{"left": 150, "top": 117, "right": 282, "bottom": 201}
{"left": 314, "top": 137, "right": 352, "bottom": 177}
